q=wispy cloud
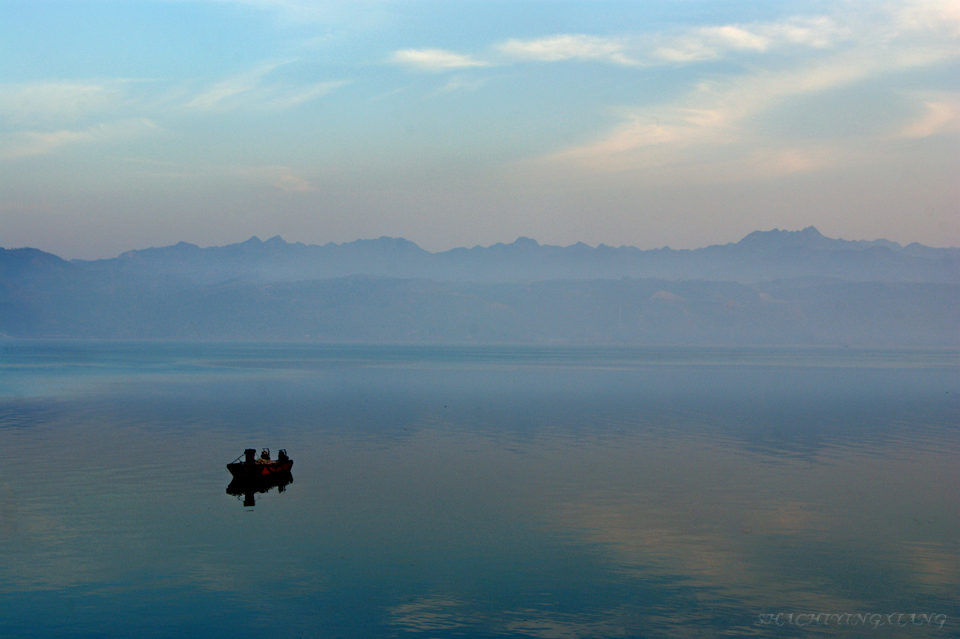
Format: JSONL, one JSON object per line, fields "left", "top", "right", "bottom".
{"left": 493, "top": 16, "right": 849, "bottom": 68}
{"left": 265, "top": 80, "right": 349, "bottom": 109}
{"left": 652, "top": 26, "right": 773, "bottom": 62}
{"left": 893, "top": 0, "right": 960, "bottom": 37}
{"left": 495, "top": 16, "right": 850, "bottom": 68}
{"left": 534, "top": 4, "right": 959, "bottom": 180}
{"left": 897, "top": 99, "right": 960, "bottom": 138}
{"left": 185, "top": 62, "right": 284, "bottom": 110}
{"left": 497, "top": 34, "right": 639, "bottom": 66}
{"left": 0, "top": 118, "right": 158, "bottom": 160}
{"left": 185, "top": 61, "right": 346, "bottom": 111}
{"left": 0, "top": 81, "right": 124, "bottom": 125}
{"left": 428, "top": 75, "right": 491, "bottom": 98}
{"left": 651, "top": 17, "right": 848, "bottom": 62}
{"left": 543, "top": 55, "right": 873, "bottom": 174}
{"left": 391, "top": 49, "right": 489, "bottom": 71}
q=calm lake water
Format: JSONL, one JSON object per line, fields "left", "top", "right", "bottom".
{"left": 1, "top": 341, "right": 957, "bottom": 638}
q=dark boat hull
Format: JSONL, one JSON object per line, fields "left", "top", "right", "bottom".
{"left": 227, "top": 459, "right": 293, "bottom": 478}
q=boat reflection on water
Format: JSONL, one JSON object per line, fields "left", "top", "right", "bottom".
{"left": 225, "top": 448, "right": 294, "bottom": 507}
{"left": 226, "top": 470, "right": 294, "bottom": 507}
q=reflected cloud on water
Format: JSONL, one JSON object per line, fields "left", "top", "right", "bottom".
{"left": 0, "top": 342, "right": 956, "bottom": 637}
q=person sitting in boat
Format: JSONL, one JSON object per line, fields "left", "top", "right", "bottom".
{"left": 277, "top": 449, "right": 288, "bottom": 462}
{"left": 260, "top": 448, "right": 271, "bottom": 461}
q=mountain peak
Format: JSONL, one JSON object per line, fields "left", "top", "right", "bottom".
{"left": 737, "top": 226, "right": 828, "bottom": 249}
{"left": 0, "top": 247, "right": 71, "bottom": 276}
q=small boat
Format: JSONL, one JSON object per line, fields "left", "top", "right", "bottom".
{"left": 227, "top": 448, "right": 293, "bottom": 478}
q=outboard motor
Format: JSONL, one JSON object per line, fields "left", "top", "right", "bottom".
{"left": 244, "top": 449, "right": 256, "bottom": 465}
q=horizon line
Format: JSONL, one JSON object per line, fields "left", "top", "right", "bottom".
{"left": 8, "top": 225, "right": 958, "bottom": 260}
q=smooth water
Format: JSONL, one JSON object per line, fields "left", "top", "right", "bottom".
{"left": 1, "top": 341, "right": 957, "bottom": 638}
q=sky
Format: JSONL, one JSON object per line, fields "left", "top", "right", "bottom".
{"left": 0, "top": 0, "right": 958, "bottom": 259}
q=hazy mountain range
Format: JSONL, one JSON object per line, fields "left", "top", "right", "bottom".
{"left": 56, "top": 226, "right": 960, "bottom": 284}
{"left": 1, "top": 227, "right": 957, "bottom": 346}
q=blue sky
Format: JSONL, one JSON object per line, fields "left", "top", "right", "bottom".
{"left": 1, "top": 0, "right": 958, "bottom": 258}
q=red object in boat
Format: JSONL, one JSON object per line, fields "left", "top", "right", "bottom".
{"left": 227, "top": 448, "right": 293, "bottom": 478}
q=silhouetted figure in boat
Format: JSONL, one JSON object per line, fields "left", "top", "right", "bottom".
{"left": 226, "top": 447, "right": 294, "bottom": 506}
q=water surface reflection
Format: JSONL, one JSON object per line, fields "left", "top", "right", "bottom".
{"left": 226, "top": 471, "right": 294, "bottom": 508}
{"left": 0, "top": 342, "right": 956, "bottom": 637}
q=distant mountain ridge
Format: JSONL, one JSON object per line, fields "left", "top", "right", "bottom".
{"left": 1, "top": 227, "right": 957, "bottom": 346}
{"left": 52, "top": 226, "right": 960, "bottom": 284}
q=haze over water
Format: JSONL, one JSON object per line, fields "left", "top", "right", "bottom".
{"left": 1, "top": 341, "right": 956, "bottom": 637}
